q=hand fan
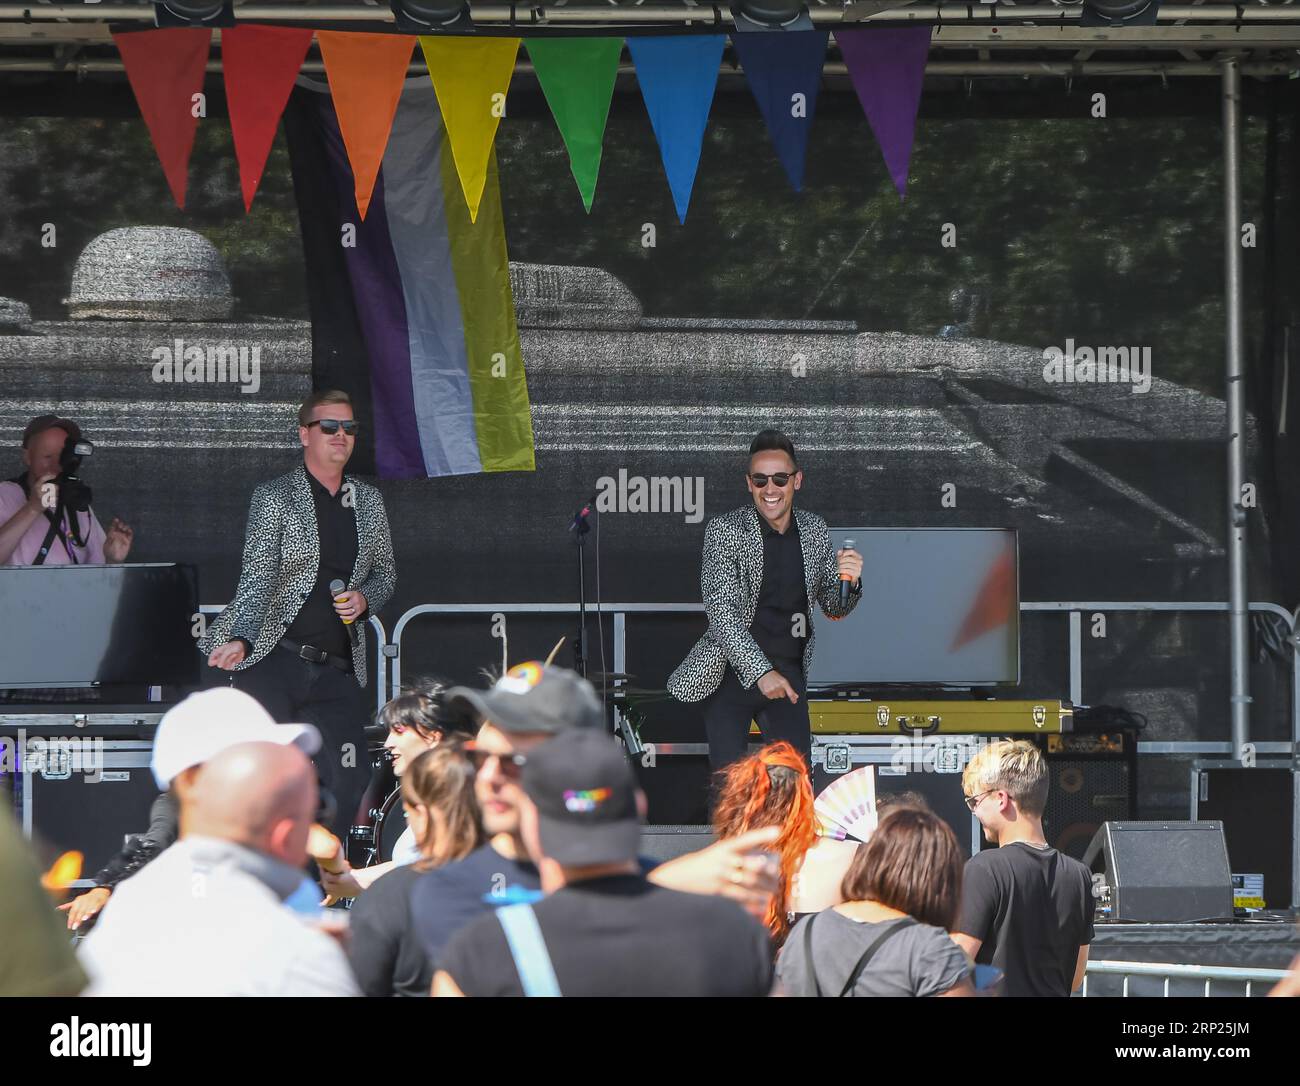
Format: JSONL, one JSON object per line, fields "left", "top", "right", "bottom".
{"left": 814, "top": 766, "right": 878, "bottom": 843}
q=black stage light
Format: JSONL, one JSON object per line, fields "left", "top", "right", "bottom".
{"left": 732, "top": 0, "right": 810, "bottom": 30}
{"left": 153, "top": 0, "right": 234, "bottom": 27}
{"left": 1079, "top": 0, "right": 1161, "bottom": 27}
{"left": 390, "top": 0, "right": 473, "bottom": 33}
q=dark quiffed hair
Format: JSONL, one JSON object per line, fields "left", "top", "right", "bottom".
{"left": 749, "top": 428, "right": 798, "bottom": 468}
{"left": 840, "top": 807, "right": 964, "bottom": 931}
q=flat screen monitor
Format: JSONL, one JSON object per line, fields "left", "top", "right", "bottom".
{"left": 0, "top": 563, "right": 200, "bottom": 688}
{"left": 808, "top": 528, "right": 1019, "bottom": 687}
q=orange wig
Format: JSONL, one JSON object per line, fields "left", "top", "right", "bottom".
{"left": 712, "top": 741, "right": 818, "bottom": 944}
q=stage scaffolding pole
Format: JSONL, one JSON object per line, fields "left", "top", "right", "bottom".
{"left": 1222, "top": 57, "right": 1251, "bottom": 763}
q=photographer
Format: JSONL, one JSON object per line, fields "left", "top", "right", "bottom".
{"left": 0, "top": 415, "right": 132, "bottom": 566}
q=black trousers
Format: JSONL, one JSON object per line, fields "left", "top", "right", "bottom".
{"left": 701, "top": 658, "right": 810, "bottom": 778}
{"left": 232, "top": 645, "right": 369, "bottom": 843}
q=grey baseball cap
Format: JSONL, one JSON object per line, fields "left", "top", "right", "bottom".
{"left": 445, "top": 662, "right": 604, "bottom": 735}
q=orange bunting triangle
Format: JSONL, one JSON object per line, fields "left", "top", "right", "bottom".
{"left": 317, "top": 31, "right": 416, "bottom": 220}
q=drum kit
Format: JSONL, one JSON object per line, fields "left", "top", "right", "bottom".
{"left": 347, "top": 665, "right": 657, "bottom": 868}
{"left": 347, "top": 743, "right": 408, "bottom": 869}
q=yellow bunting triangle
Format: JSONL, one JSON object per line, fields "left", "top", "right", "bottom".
{"left": 419, "top": 36, "right": 519, "bottom": 223}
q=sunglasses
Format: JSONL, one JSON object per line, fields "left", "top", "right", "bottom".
{"left": 750, "top": 472, "right": 794, "bottom": 488}
{"left": 467, "top": 748, "right": 528, "bottom": 780}
{"left": 964, "top": 789, "right": 998, "bottom": 811}
{"left": 307, "top": 419, "right": 359, "bottom": 436}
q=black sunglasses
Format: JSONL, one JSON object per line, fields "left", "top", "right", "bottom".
{"left": 750, "top": 472, "right": 794, "bottom": 488}
{"left": 307, "top": 419, "right": 359, "bottom": 436}
{"left": 468, "top": 748, "right": 528, "bottom": 779}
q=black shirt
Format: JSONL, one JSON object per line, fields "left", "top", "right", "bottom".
{"left": 284, "top": 471, "right": 358, "bottom": 659}
{"left": 439, "top": 873, "right": 775, "bottom": 997}
{"left": 956, "top": 842, "right": 1096, "bottom": 997}
{"left": 347, "top": 865, "right": 432, "bottom": 998}
{"left": 749, "top": 516, "right": 809, "bottom": 665}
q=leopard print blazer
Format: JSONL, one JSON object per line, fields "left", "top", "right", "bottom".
{"left": 667, "top": 505, "right": 861, "bottom": 703}
{"left": 199, "top": 464, "right": 396, "bottom": 688}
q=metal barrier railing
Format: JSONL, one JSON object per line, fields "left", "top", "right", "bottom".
{"left": 1082, "top": 959, "right": 1291, "bottom": 998}
{"left": 199, "top": 605, "right": 390, "bottom": 716}
{"left": 385, "top": 600, "right": 1300, "bottom": 752}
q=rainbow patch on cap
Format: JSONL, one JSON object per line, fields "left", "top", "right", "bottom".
{"left": 497, "top": 661, "right": 544, "bottom": 695}
{"left": 563, "top": 787, "right": 611, "bottom": 813}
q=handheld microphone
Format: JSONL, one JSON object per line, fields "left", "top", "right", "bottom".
{"left": 839, "top": 537, "right": 857, "bottom": 609}
{"left": 329, "top": 578, "right": 353, "bottom": 625}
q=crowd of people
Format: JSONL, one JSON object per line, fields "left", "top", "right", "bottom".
{"left": 4, "top": 661, "right": 1299, "bottom": 998}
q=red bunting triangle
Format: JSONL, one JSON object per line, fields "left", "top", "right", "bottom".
{"left": 317, "top": 32, "right": 415, "bottom": 220}
{"left": 222, "top": 26, "right": 314, "bottom": 212}
{"left": 113, "top": 28, "right": 213, "bottom": 209}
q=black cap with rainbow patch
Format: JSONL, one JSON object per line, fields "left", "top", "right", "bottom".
{"left": 444, "top": 662, "right": 604, "bottom": 735}
{"left": 521, "top": 728, "right": 641, "bottom": 866}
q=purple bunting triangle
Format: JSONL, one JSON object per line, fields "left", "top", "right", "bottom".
{"left": 731, "top": 30, "right": 828, "bottom": 193}
{"left": 835, "top": 27, "right": 932, "bottom": 199}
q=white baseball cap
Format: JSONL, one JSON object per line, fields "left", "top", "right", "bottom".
{"left": 151, "top": 687, "right": 321, "bottom": 789}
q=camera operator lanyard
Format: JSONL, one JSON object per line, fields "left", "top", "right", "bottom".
{"left": 10, "top": 475, "right": 79, "bottom": 565}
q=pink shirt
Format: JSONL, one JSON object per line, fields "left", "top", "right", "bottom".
{"left": 0, "top": 480, "right": 106, "bottom": 565}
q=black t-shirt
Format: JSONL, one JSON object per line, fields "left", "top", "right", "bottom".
{"left": 347, "top": 865, "right": 432, "bottom": 998}
{"left": 285, "top": 471, "right": 358, "bottom": 659}
{"left": 409, "top": 844, "right": 542, "bottom": 972}
{"left": 439, "top": 873, "right": 775, "bottom": 997}
{"left": 956, "top": 842, "right": 1096, "bottom": 997}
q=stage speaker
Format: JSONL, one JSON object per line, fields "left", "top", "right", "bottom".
{"left": 640, "top": 825, "right": 715, "bottom": 863}
{"left": 1083, "top": 820, "right": 1234, "bottom": 923}
{"left": 1038, "top": 732, "right": 1136, "bottom": 862}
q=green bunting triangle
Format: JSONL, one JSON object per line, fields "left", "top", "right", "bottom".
{"left": 524, "top": 37, "right": 623, "bottom": 212}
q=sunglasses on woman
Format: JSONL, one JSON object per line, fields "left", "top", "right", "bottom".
{"left": 750, "top": 472, "right": 794, "bottom": 488}
{"left": 307, "top": 419, "right": 359, "bottom": 436}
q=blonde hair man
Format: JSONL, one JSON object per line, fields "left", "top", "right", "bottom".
{"left": 951, "top": 740, "right": 1094, "bottom": 997}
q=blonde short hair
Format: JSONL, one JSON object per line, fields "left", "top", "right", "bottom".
{"left": 298, "top": 389, "right": 353, "bottom": 428}
{"left": 961, "top": 739, "right": 1048, "bottom": 817}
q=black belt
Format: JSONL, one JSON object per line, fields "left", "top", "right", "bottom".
{"left": 278, "top": 638, "right": 351, "bottom": 673}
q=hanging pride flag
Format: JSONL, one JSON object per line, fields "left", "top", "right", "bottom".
{"left": 836, "top": 27, "right": 932, "bottom": 199}
{"left": 525, "top": 37, "right": 624, "bottom": 212}
{"left": 283, "top": 81, "right": 534, "bottom": 479}
{"left": 731, "top": 29, "right": 828, "bottom": 193}
{"left": 628, "top": 35, "right": 725, "bottom": 225}
{"left": 420, "top": 35, "right": 519, "bottom": 223}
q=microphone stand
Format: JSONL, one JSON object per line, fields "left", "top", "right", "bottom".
{"left": 568, "top": 497, "right": 594, "bottom": 678}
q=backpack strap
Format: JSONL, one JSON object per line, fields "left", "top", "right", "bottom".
{"left": 495, "top": 902, "right": 561, "bottom": 998}
{"left": 801, "top": 912, "right": 823, "bottom": 997}
{"left": 837, "top": 917, "right": 917, "bottom": 997}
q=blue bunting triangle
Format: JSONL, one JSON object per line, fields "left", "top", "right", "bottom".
{"left": 628, "top": 35, "right": 726, "bottom": 224}
{"left": 731, "top": 29, "right": 829, "bottom": 193}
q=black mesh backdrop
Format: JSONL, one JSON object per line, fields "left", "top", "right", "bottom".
{"left": 2, "top": 72, "right": 1299, "bottom": 822}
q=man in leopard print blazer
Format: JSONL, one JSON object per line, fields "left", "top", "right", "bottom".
{"left": 200, "top": 390, "right": 395, "bottom": 837}
{"left": 668, "top": 430, "right": 862, "bottom": 775}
